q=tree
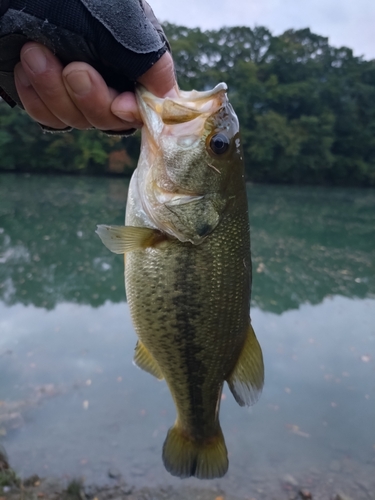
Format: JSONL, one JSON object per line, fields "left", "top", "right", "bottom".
{"left": 1, "top": 24, "right": 375, "bottom": 186}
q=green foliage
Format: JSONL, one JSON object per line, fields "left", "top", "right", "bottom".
{"left": 1, "top": 24, "right": 375, "bottom": 185}
{"left": 65, "top": 479, "right": 83, "bottom": 499}
{"left": 0, "top": 104, "right": 140, "bottom": 174}
{"left": 165, "top": 24, "right": 375, "bottom": 186}
{"left": 0, "top": 468, "right": 20, "bottom": 488}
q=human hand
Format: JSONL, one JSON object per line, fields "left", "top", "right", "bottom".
{"left": 14, "top": 42, "right": 177, "bottom": 132}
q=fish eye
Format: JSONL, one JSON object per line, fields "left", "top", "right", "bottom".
{"left": 209, "top": 133, "right": 230, "bottom": 155}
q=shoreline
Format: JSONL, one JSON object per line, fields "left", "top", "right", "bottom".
{"left": 0, "top": 464, "right": 371, "bottom": 500}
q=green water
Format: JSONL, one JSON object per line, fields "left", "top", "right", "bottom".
{"left": 0, "top": 174, "right": 374, "bottom": 497}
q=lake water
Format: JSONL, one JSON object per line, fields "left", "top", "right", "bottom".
{"left": 0, "top": 174, "right": 374, "bottom": 499}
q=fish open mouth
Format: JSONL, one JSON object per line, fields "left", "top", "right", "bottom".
{"left": 136, "top": 83, "right": 229, "bottom": 140}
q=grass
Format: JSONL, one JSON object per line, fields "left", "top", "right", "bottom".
{"left": 0, "top": 468, "right": 21, "bottom": 488}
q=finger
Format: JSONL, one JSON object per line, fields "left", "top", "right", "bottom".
{"left": 63, "top": 63, "right": 142, "bottom": 131}
{"left": 138, "top": 51, "right": 178, "bottom": 98}
{"left": 20, "top": 42, "right": 91, "bottom": 129}
{"left": 14, "top": 63, "right": 68, "bottom": 129}
{"left": 111, "top": 91, "right": 142, "bottom": 124}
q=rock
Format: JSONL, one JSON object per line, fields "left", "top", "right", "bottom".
{"left": 334, "top": 494, "right": 353, "bottom": 500}
{"left": 83, "top": 485, "right": 96, "bottom": 498}
{"left": 108, "top": 467, "right": 122, "bottom": 480}
{"left": 23, "top": 475, "right": 41, "bottom": 487}
{"left": 120, "top": 485, "right": 133, "bottom": 495}
{"left": 299, "top": 490, "right": 312, "bottom": 499}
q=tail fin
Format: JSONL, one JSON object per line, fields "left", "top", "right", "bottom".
{"left": 162, "top": 423, "right": 228, "bottom": 479}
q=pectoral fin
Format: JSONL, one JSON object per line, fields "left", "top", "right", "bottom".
{"left": 227, "top": 323, "right": 264, "bottom": 407}
{"left": 133, "top": 341, "right": 164, "bottom": 380}
{"left": 96, "top": 225, "right": 161, "bottom": 254}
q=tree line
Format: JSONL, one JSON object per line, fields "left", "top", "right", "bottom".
{"left": 1, "top": 24, "right": 375, "bottom": 186}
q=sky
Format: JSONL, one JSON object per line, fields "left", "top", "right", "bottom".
{"left": 151, "top": 0, "right": 375, "bottom": 60}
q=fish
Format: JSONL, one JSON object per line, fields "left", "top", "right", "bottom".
{"left": 96, "top": 82, "right": 264, "bottom": 480}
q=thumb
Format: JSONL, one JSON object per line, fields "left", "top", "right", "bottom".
{"left": 137, "top": 51, "right": 178, "bottom": 98}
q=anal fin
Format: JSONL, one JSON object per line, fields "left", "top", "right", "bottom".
{"left": 133, "top": 340, "right": 164, "bottom": 380}
{"left": 227, "top": 322, "right": 264, "bottom": 407}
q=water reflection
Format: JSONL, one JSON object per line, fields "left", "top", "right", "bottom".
{"left": 1, "top": 174, "right": 374, "bottom": 313}
{"left": 0, "top": 297, "right": 374, "bottom": 497}
{"left": 0, "top": 174, "right": 126, "bottom": 309}
{"left": 249, "top": 184, "right": 375, "bottom": 313}
{"left": 1, "top": 174, "right": 375, "bottom": 497}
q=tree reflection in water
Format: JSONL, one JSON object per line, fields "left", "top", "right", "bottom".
{"left": 0, "top": 174, "right": 374, "bottom": 313}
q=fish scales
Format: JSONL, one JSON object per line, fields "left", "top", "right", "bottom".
{"left": 125, "top": 197, "right": 250, "bottom": 438}
{"left": 97, "top": 82, "right": 264, "bottom": 480}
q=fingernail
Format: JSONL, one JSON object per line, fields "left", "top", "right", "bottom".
{"left": 115, "top": 113, "right": 143, "bottom": 128}
{"left": 22, "top": 47, "right": 47, "bottom": 74}
{"left": 115, "top": 111, "right": 137, "bottom": 122}
{"left": 65, "top": 70, "right": 92, "bottom": 96}
{"left": 15, "top": 65, "right": 31, "bottom": 87}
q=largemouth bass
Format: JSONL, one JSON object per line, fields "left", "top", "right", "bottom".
{"left": 96, "top": 83, "right": 264, "bottom": 480}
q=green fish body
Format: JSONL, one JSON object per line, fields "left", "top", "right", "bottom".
{"left": 97, "top": 83, "right": 264, "bottom": 480}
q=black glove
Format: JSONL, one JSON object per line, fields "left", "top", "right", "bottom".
{"left": 0, "top": 0, "right": 170, "bottom": 108}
